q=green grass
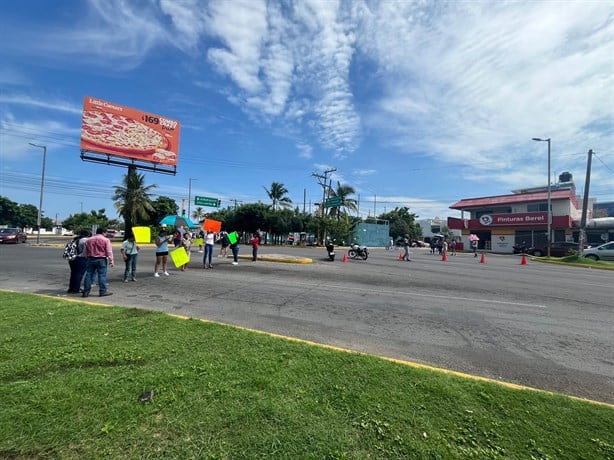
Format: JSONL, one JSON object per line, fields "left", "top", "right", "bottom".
{"left": 1, "top": 291, "right": 612, "bottom": 459}
{"left": 532, "top": 254, "right": 614, "bottom": 270}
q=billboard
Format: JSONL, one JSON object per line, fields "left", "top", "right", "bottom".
{"left": 80, "top": 96, "right": 180, "bottom": 167}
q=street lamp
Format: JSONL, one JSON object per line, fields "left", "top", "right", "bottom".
{"left": 28, "top": 143, "right": 47, "bottom": 245}
{"left": 532, "top": 137, "right": 551, "bottom": 257}
{"left": 188, "top": 177, "right": 198, "bottom": 218}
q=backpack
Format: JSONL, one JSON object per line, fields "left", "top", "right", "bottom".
{"left": 62, "top": 239, "right": 79, "bottom": 261}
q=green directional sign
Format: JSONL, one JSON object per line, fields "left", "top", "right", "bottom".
{"left": 325, "top": 196, "right": 342, "bottom": 208}
{"left": 194, "top": 196, "right": 220, "bottom": 207}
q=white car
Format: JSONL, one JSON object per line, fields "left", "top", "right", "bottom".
{"left": 583, "top": 242, "right": 614, "bottom": 261}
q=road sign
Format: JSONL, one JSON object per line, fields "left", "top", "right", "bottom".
{"left": 194, "top": 196, "right": 220, "bottom": 207}
{"left": 325, "top": 196, "right": 342, "bottom": 208}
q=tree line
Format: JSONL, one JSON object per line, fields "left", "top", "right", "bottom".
{"left": 1, "top": 169, "right": 422, "bottom": 244}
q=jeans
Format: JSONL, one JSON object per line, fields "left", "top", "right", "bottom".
{"left": 68, "top": 257, "right": 87, "bottom": 292}
{"left": 231, "top": 245, "right": 239, "bottom": 262}
{"left": 252, "top": 246, "right": 258, "bottom": 261}
{"left": 83, "top": 258, "right": 109, "bottom": 295}
{"left": 203, "top": 244, "right": 214, "bottom": 266}
{"left": 123, "top": 254, "right": 138, "bottom": 280}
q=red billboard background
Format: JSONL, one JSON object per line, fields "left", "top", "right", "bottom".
{"left": 80, "top": 96, "right": 180, "bottom": 166}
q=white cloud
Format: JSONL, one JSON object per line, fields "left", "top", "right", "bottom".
{"left": 356, "top": 1, "right": 613, "bottom": 179}
{"left": 0, "top": 94, "right": 82, "bottom": 115}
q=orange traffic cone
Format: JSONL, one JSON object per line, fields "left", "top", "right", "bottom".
{"left": 520, "top": 254, "right": 528, "bottom": 265}
{"left": 342, "top": 253, "right": 348, "bottom": 263}
{"left": 480, "top": 252, "right": 486, "bottom": 264}
{"left": 442, "top": 252, "right": 448, "bottom": 262}
{"left": 399, "top": 252, "right": 404, "bottom": 261}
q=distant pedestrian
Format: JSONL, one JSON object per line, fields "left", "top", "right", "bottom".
{"left": 154, "top": 228, "right": 172, "bottom": 277}
{"left": 66, "top": 229, "right": 91, "bottom": 294}
{"left": 402, "top": 234, "right": 411, "bottom": 261}
{"left": 230, "top": 235, "right": 240, "bottom": 265}
{"left": 471, "top": 239, "right": 478, "bottom": 257}
{"left": 219, "top": 231, "right": 230, "bottom": 258}
{"left": 82, "top": 228, "right": 114, "bottom": 297}
{"left": 430, "top": 240, "right": 436, "bottom": 255}
{"left": 120, "top": 232, "right": 140, "bottom": 282}
{"left": 250, "top": 232, "right": 260, "bottom": 261}
{"left": 180, "top": 232, "right": 192, "bottom": 271}
{"left": 203, "top": 230, "right": 215, "bottom": 268}
{"left": 442, "top": 240, "right": 448, "bottom": 257}
{"left": 449, "top": 239, "right": 457, "bottom": 256}
{"left": 389, "top": 237, "right": 395, "bottom": 251}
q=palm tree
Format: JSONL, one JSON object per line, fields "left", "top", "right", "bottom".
{"left": 112, "top": 167, "right": 157, "bottom": 236}
{"left": 191, "top": 207, "right": 205, "bottom": 223}
{"left": 263, "top": 182, "right": 292, "bottom": 210}
{"left": 329, "top": 182, "right": 358, "bottom": 219}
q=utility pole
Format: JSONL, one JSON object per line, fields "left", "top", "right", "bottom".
{"left": 229, "top": 198, "right": 243, "bottom": 210}
{"left": 579, "top": 149, "right": 594, "bottom": 253}
{"left": 312, "top": 168, "right": 336, "bottom": 243}
{"left": 181, "top": 198, "right": 186, "bottom": 216}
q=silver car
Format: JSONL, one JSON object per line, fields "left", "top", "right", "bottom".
{"left": 583, "top": 242, "right": 614, "bottom": 261}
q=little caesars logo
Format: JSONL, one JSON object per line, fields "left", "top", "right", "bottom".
{"left": 479, "top": 215, "right": 493, "bottom": 226}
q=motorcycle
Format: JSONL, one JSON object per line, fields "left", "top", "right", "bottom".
{"left": 326, "top": 242, "right": 335, "bottom": 261}
{"left": 348, "top": 243, "right": 369, "bottom": 260}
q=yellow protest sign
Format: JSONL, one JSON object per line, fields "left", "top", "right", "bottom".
{"left": 132, "top": 226, "right": 151, "bottom": 243}
{"left": 170, "top": 247, "right": 190, "bottom": 268}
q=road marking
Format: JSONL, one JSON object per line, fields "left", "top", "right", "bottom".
{"left": 284, "top": 280, "right": 548, "bottom": 309}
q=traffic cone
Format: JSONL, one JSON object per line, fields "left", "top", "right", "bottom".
{"left": 520, "top": 254, "right": 528, "bottom": 265}
{"left": 342, "top": 253, "right": 348, "bottom": 263}
{"left": 399, "top": 252, "right": 404, "bottom": 261}
{"left": 442, "top": 252, "right": 448, "bottom": 262}
{"left": 480, "top": 253, "right": 486, "bottom": 264}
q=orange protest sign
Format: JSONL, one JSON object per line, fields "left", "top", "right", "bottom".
{"left": 202, "top": 219, "right": 222, "bottom": 233}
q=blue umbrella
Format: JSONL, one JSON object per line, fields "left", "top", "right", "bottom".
{"left": 159, "top": 215, "right": 197, "bottom": 228}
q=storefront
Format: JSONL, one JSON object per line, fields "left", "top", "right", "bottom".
{"left": 447, "top": 180, "right": 581, "bottom": 253}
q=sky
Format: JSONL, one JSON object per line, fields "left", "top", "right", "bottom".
{"left": 1, "top": 0, "right": 613, "bottom": 225}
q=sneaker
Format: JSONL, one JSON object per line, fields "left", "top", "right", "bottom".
{"left": 123, "top": 279, "right": 128, "bottom": 283}
{"left": 99, "top": 292, "right": 113, "bottom": 297}
{"left": 131, "top": 278, "right": 136, "bottom": 282}
{"left": 232, "top": 262, "right": 238, "bottom": 265}
{"left": 163, "top": 271, "right": 170, "bottom": 276}
{"left": 154, "top": 273, "right": 160, "bottom": 277}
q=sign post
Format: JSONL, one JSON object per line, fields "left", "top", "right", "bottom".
{"left": 194, "top": 196, "right": 221, "bottom": 207}
{"left": 324, "top": 196, "right": 342, "bottom": 208}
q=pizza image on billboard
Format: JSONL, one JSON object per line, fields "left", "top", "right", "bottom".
{"left": 80, "top": 96, "right": 180, "bottom": 166}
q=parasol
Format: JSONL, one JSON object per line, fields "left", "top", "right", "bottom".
{"left": 159, "top": 215, "right": 197, "bottom": 228}
{"left": 469, "top": 234, "right": 480, "bottom": 241}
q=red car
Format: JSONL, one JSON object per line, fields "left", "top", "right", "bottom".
{"left": 0, "top": 228, "right": 28, "bottom": 244}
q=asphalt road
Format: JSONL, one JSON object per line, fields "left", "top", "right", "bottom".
{"left": 1, "top": 241, "right": 612, "bottom": 404}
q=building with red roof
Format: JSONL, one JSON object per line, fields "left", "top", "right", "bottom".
{"left": 446, "top": 172, "right": 600, "bottom": 253}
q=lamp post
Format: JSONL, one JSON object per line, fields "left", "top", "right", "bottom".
{"left": 28, "top": 143, "right": 47, "bottom": 245}
{"left": 532, "top": 137, "right": 551, "bottom": 257}
{"left": 188, "top": 177, "right": 198, "bottom": 218}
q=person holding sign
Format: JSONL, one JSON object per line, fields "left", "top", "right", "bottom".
{"left": 154, "top": 228, "right": 172, "bottom": 277}
{"left": 228, "top": 231, "right": 240, "bottom": 265}
{"left": 203, "top": 230, "right": 215, "bottom": 269}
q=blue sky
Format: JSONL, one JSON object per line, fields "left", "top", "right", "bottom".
{"left": 1, "top": 0, "right": 613, "bottom": 225}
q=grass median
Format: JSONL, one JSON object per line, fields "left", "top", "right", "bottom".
{"left": 1, "top": 291, "right": 612, "bottom": 459}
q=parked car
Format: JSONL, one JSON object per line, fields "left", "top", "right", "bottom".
{"left": 526, "top": 241, "right": 584, "bottom": 257}
{"left": 0, "top": 228, "right": 27, "bottom": 244}
{"left": 582, "top": 242, "right": 614, "bottom": 261}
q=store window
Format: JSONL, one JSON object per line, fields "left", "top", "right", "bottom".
{"left": 527, "top": 203, "right": 549, "bottom": 212}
